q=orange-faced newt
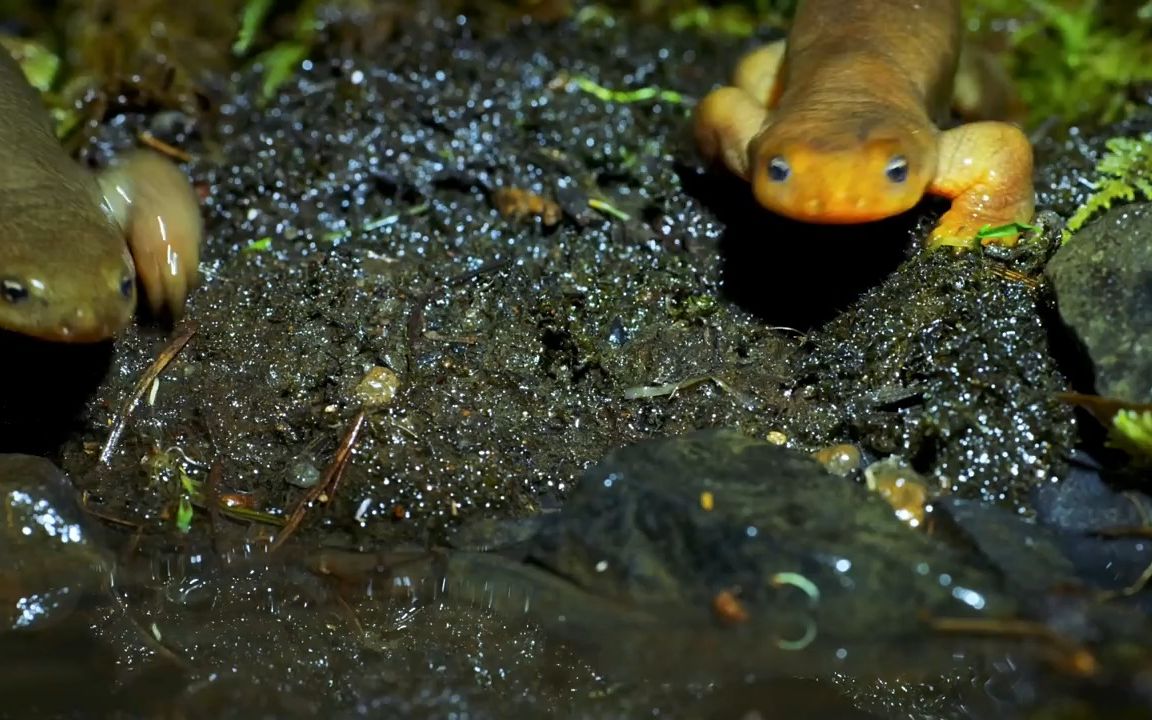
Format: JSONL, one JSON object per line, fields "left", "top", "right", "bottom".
{"left": 693, "top": 0, "right": 1035, "bottom": 248}
{"left": 0, "top": 47, "right": 202, "bottom": 343}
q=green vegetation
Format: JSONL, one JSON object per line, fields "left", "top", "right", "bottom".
{"left": 966, "top": 0, "right": 1152, "bottom": 128}
{"left": 1113, "top": 408, "right": 1152, "bottom": 463}
{"left": 1060, "top": 394, "right": 1152, "bottom": 464}
{"left": 234, "top": 0, "right": 276, "bottom": 56}
{"left": 233, "top": 0, "right": 325, "bottom": 102}
{"left": 667, "top": 2, "right": 787, "bottom": 36}
{"left": 959, "top": 1, "right": 1152, "bottom": 238}
{"left": 1066, "top": 133, "right": 1152, "bottom": 235}
{"left": 582, "top": 0, "right": 796, "bottom": 36}
{"left": 569, "top": 74, "right": 684, "bottom": 104}
{"left": 975, "top": 221, "right": 1036, "bottom": 241}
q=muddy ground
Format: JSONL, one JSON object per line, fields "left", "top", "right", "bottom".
{"left": 64, "top": 9, "right": 1082, "bottom": 541}
{"left": 1, "top": 2, "right": 1142, "bottom": 718}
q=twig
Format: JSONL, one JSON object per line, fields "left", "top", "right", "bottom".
{"left": 100, "top": 322, "right": 198, "bottom": 465}
{"left": 203, "top": 462, "right": 224, "bottom": 552}
{"left": 79, "top": 491, "right": 142, "bottom": 529}
{"left": 928, "top": 616, "right": 1098, "bottom": 676}
{"left": 1096, "top": 492, "right": 1152, "bottom": 599}
{"left": 272, "top": 409, "right": 367, "bottom": 551}
{"left": 137, "top": 131, "right": 193, "bottom": 162}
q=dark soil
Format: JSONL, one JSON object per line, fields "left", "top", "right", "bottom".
{"left": 56, "top": 9, "right": 1074, "bottom": 544}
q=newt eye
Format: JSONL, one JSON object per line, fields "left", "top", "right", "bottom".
{"left": 767, "top": 156, "right": 790, "bottom": 182}
{"left": 119, "top": 274, "right": 134, "bottom": 299}
{"left": 885, "top": 155, "right": 909, "bottom": 183}
{"left": 0, "top": 278, "right": 29, "bottom": 304}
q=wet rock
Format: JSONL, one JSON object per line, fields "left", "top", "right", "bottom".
{"left": 1046, "top": 202, "right": 1152, "bottom": 402}
{"left": 931, "top": 453, "right": 1152, "bottom": 599}
{"left": 437, "top": 428, "right": 1022, "bottom": 691}
{"left": 447, "top": 515, "right": 544, "bottom": 552}
{"left": 932, "top": 497, "right": 1081, "bottom": 595}
{"left": 523, "top": 429, "right": 1015, "bottom": 634}
{"left": 0, "top": 623, "right": 124, "bottom": 717}
{"left": 1034, "top": 453, "right": 1150, "bottom": 533}
{"left": 0, "top": 454, "right": 108, "bottom": 632}
{"left": 428, "top": 430, "right": 1152, "bottom": 719}
{"left": 1033, "top": 453, "right": 1152, "bottom": 594}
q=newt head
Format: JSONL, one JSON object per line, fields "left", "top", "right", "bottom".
{"left": 748, "top": 122, "right": 937, "bottom": 224}
{"left": 0, "top": 214, "right": 137, "bottom": 343}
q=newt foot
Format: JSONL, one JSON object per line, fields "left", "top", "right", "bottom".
{"left": 694, "top": 86, "right": 769, "bottom": 181}
{"left": 926, "top": 121, "right": 1035, "bottom": 250}
{"left": 927, "top": 215, "right": 1023, "bottom": 250}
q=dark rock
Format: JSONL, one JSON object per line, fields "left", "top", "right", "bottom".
{"left": 1034, "top": 453, "right": 1149, "bottom": 533}
{"left": 437, "top": 427, "right": 1022, "bottom": 689}
{"left": 932, "top": 497, "right": 1081, "bottom": 594}
{"left": 0, "top": 454, "right": 108, "bottom": 632}
{"left": 525, "top": 428, "right": 1017, "bottom": 638}
{"left": 1047, "top": 202, "right": 1152, "bottom": 402}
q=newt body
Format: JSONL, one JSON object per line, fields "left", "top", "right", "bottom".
{"left": 694, "top": 0, "right": 1035, "bottom": 247}
{"left": 0, "top": 48, "right": 202, "bottom": 343}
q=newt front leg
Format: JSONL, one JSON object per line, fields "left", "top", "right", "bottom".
{"left": 730, "top": 39, "right": 787, "bottom": 107}
{"left": 694, "top": 87, "right": 768, "bottom": 181}
{"left": 693, "top": 40, "right": 785, "bottom": 181}
{"left": 927, "top": 121, "right": 1035, "bottom": 249}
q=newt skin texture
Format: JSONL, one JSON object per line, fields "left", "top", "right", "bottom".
{"left": 0, "top": 48, "right": 202, "bottom": 343}
{"left": 694, "top": 0, "right": 1035, "bottom": 248}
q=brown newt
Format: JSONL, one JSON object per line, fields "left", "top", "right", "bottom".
{"left": 693, "top": 0, "right": 1035, "bottom": 248}
{"left": 0, "top": 47, "right": 202, "bottom": 343}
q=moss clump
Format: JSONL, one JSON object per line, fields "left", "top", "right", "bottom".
{"left": 967, "top": 0, "right": 1152, "bottom": 128}
{"left": 1113, "top": 408, "right": 1152, "bottom": 463}
{"left": 1066, "top": 133, "right": 1152, "bottom": 235}
{"left": 578, "top": 0, "right": 796, "bottom": 36}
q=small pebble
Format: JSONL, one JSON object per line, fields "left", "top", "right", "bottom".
{"left": 864, "top": 456, "right": 931, "bottom": 528}
{"left": 287, "top": 460, "right": 321, "bottom": 488}
{"left": 811, "top": 443, "right": 862, "bottom": 477}
{"left": 354, "top": 365, "right": 401, "bottom": 407}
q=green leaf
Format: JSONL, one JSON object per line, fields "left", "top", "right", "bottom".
{"left": 176, "top": 495, "right": 195, "bottom": 533}
{"left": 244, "top": 237, "right": 273, "bottom": 253}
{"left": 976, "top": 222, "right": 1036, "bottom": 239}
{"left": 255, "top": 42, "right": 308, "bottom": 104}
{"left": 1112, "top": 408, "right": 1152, "bottom": 460}
{"left": 234, "top": 0, "right": 275, "bottom": 56}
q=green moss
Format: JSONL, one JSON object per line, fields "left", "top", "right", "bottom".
{"left": 568, "top": 74, "right": 684, "bottom": 104}
{"left": 967, "top": 0, "right": 1152, "bottom": 127}
{"left": 668, "top": 5, "right": 769, "bottom": 36}
{"left": 588, "top": 0, "right": 796, "bottom": 36}
{"left": 667, "top": 293, "right": 719, "bottom": 322}
{"left": 1112, "top": 408, "right": 1152, "bottom": 463}
{"left": 1066, "top": 133, "right": 1152, "bottom": 236}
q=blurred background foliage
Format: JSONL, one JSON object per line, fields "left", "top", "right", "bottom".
{"left": 0, "top": 0, "right": 1148, "bottom": 136}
